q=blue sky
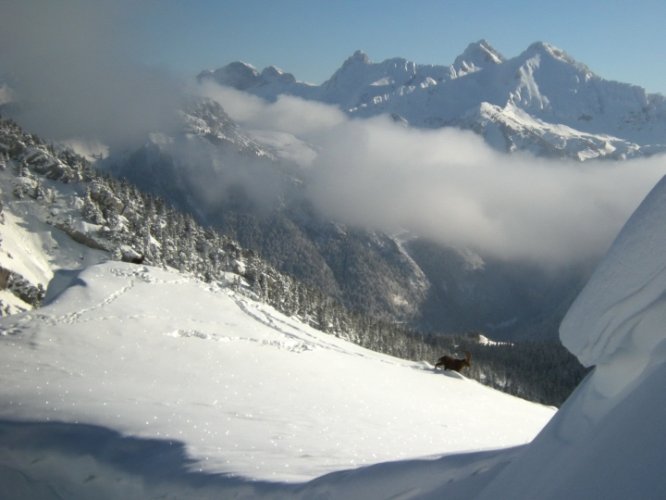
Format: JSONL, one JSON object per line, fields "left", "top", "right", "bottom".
{"left": 131, "top": 0, "right": 666, "bottom": 93}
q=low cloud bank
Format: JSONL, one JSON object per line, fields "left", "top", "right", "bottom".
{"left": 202, "top": 84, "right": 666, "bottom": 266}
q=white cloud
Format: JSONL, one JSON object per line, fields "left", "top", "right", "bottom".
{"left": 197, "top": 82, "right": 346, "bottom": 135}
{"left": 205, "top": 84, "right": 666, "bottom": 266}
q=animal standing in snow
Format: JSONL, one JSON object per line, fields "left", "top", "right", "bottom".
{"left": 435, "top": 352, "right": 471, "bottom": 373}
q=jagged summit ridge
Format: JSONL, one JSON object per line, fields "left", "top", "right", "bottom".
{"left": 516, "top": 42, "right": 599, "bottom": 79}
{"left": 453, "top": 39, "right": 504, "bottom": 76}
{"left": 346, "top": 49, "right": 370, "bottom": 65}
{"left": 199, "top": 41, "right": 666, "bottom": 160}
{"left": 523, "top": 41, "right": 580, "bottom": 64}
{"left": 197, "top": 61, "right": 260, "bottom": 90}
{"left": 260, "top": 65, "right": 297, "bottom": 84}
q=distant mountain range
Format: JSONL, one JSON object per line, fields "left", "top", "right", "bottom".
{"left": 199, "top": 40, "right": 666, "bottom": 160}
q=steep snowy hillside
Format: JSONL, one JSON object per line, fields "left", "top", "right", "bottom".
{"left": 0, "top": 116, "right": 587, "bottom": 407}
{"left": 201, "top": 40, "right": 666, "bottom": 159}
{"left": 0, "top": 261, "right": 554, "bottom": 494}
{"left": 0, "top": 115, "right": 560, "bottom": 497}
{"left": 104, "top": 98, "right": 296, "bottom": 224}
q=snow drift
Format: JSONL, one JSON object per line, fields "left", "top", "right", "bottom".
{"left": 475, "top": 175, "right": 666, "bottom": 499}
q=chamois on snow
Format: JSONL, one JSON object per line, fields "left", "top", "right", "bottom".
{"left": 434, "top": 351, "right": 471, "bottom": 373}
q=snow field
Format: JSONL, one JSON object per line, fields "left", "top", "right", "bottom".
{"left": 0, "top": 262, "right": 554, "bottom": 482}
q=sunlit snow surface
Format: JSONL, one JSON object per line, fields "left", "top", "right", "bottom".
{"left": 0, "top": 262, "right": 552, "bottom": 485}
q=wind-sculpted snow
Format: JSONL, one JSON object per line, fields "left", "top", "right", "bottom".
{"left": 474, "top": 175, "right": 666, "bottom": 499}
{"left": 560, "top": 175, "right": 666, "bottom": 370}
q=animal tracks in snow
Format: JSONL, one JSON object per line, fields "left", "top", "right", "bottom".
{"left": 21, "top": 265, "right": 193, "bottom": 329}
{"left": 109, "top": 266, "right": 188, "bottom": 286}
{"left": 231, "top": 296, "right": 350, "bottom": 354}
{"left": 164, "top": 328, "right": 316, "bottom": 354}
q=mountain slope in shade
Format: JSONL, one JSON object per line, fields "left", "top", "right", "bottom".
{"left": 106, "top": 99, "right": 432, "bottom": 324}
{"left": 106, "top": 96, "right": 601, "bottom": 341}
{"left": 200, "top": 41, "right": 666, "bottom": 159}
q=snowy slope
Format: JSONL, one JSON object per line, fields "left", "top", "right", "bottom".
{"left": 1, "top": 172, "right": 660, "bottom": 499}
{"left": 0, "top": 151, "right": 109, "bottom": 316}
{"left": 0, "top": 261, "right": 554, "bottom": 487}
{"left": 201, "top": 41, "right": 666, "bottom": 159}
{"left": 2, "top": 54, "right": 664, "bottom": 497}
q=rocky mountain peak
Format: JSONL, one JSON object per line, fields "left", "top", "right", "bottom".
{"left": 453, "top": 39, "right": 504, "bottom": 76}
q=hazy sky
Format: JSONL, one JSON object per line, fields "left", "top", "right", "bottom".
{"left": 130, "top": 0, "right": 666, "bottom": 94}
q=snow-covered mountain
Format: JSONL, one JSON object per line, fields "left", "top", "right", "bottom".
{"left": 0, "top": 116, "right": 586, "bottom": 406}
{"left": 5, "top": 42, "right": 662, "bottom": 343}
{"left": 2, "top": 42, "right": 665, "bottom": 494}
{"left": 200, "top": 40, "right": 666, "bottom": 160}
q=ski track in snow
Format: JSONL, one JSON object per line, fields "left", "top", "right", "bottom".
{"left": 17, "top": 266, "right": 195, "bottom": 329}
{"left": 166, "top": 328, "right": 316, "bottom": 355}
{"left": 27, "top": 264, "right": 333, "bottom": 358}
{"left": 232, "top": 294, "right": 434, "bottom": 371}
